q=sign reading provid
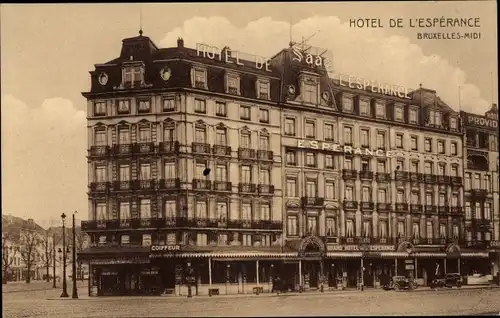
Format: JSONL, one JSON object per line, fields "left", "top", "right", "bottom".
{"left": 465, "top": 113, "right": 498, "bottom": 130}
{"left": 150, "top": 245, "right": 181, "bottom": 252}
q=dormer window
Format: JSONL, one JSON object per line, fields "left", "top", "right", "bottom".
{"left": 409, "top": 108, "right": 418, "bottom": 124}
{"left": 359, "top": 99, "right": 370, "bottom": 115}
{"left": 257, "top": 80, "right": 270, "bottom": 99}
{"left": 394, "top": 105, "right": 404, "bottom": 122}
{"left": 342, "top": 96, "right": 353, "bottom": 113}
{"left": 122, "top": 64, "right": 144, "bottom": 88}
{"left": 449, "top": 117, "right": 457, "bottom": 130}
{"left": 191, "top": 67, "right": 207, "bottom": 89}
{"left": 226, "top": 74, "right": 240, "bottom": 95}
{"left": 303, "top": 82, "right": 318, "bottom": 104}
{"left": 428, "top": 110, "right": 442, "bottom": 126}
{"left": 375, "top": 102, "right": 386, "bottom": 119}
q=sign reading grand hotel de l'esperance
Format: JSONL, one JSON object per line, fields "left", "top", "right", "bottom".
{"left": 297, "top": 140, "right": 396, "bottom": 157}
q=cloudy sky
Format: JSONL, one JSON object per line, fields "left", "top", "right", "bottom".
{"left": 1, "top": 2, "right": 497, "bottom": 227}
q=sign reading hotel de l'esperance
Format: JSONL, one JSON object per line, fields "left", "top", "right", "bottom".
{"left": 297, "top": 140, "right": 395, "bottom": 157}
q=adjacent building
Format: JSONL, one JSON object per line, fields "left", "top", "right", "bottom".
{"left": 461, "top": 105, "right": 499, "bottom": 278}
{"left": 79, "top": 31, "right": 498, "bottom": 296}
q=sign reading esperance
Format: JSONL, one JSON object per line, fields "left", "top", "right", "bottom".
{"left": 297, "top": 140, "right": 395, "bottom": 157}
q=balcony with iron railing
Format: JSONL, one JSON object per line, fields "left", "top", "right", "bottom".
{"left": 395, "top": 203, "right": 409, "bottom": 212}
{"left": 112, "top": 180, "right": 135, "bottom": 191}
{"left": 423, "top": 205, "right": 436, "bottom": 215}
{"left": 342, "top": 169, "right": 358, "bottom": 180}
{"left": 213, "top": 181, "right": 232, "bottom": 192}
{"left": 450, "top": 206, "right": 463, "bottom": 216}
{"left": 159, "top": 178, "right": 181, "bottom": 190}
{"left": 257, "top": 150, "right": 273, "bottom": 161}
{"left": 301, "top": 197, "right": 325, "bottom": 207}
{"left": 212, "top": 145, "right": 231, "bottom": 156}
{"left": 238, "top": 183, "right": 256, "bottom": 193}
{"left": 159, "top": 141, "right": 180, "bottom": 153}
{"left": 134, "top": 142, "right": 155, "bottom": 154}
{"left": 192, "top": 179, "right": 212, "bottom": 190}
{"left": 438, "top": 206, "right": 450, "bottom": 215}
{"left": 89, "top": 145, "right": 110, "bottom": 157}
{"left": 450, "top": 176, "right": 463, "bottom": 186}
{"left": 343, "top": 201, "right": 358, "bottom": 210}
{"left": 471, "top": 218, "right": 492, "bottom": 228}
{"left": 437, "top": 175, "right": 450, "bottom": 185}
{"left": 465, "top": 240, "right": 490, "bottom": 249}
{"left": 395, "top": 171, "right": 409, "bottom": 181}
{"left": 376, "top": 203, "right": 392, "bottom": 212}
{"left": 258, "top": 184, "right": 275, "bottom": 194}
{"left": 113, "top": 144, "right": 133, "bottom": 156}
{"left": 423, "top": 174, "right": 438, "bottom": 184}
{"left": 360, "top": 201, "right": 374, "bottom": 211}
{"left": 376, "top": 172, "right": 391, "bottom": 183}
{"left": 192, "top": 142, "right": 211, "bottom": 154}
{"left": 359, "top": 171, "right": 374, "bottom": 181}
{"left": 89, "top": 182, "right": 110, "bottom": 192}
{"left": 470, "top": 189, "right": 488, "bottom": 198}
{"left": 409, "top": 172, "right": 424, "bottom": 183}
{"left": 411, "top": 204, "right": 424, "bottom": 214}
{"left": 238, "top": 148, "right": 257, "bottom": 160}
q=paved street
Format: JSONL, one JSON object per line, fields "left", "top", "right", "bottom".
{"left": 3, "top": 286, "right": 500, "bottom": 317}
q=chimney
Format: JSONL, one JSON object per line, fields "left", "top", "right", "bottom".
{"left": 177, "top": 37, "right": 184, "bottom": 48}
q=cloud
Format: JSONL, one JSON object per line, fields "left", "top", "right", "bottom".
{"left": 160, "top": 16, "right": 490, "bottom": 113}
{"left": 1, "top": 94, "right": 87, "bottom": 228}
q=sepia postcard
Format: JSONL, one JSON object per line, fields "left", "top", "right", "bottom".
{"left": 1, "top": 1, "right": 499, "bottom": 317}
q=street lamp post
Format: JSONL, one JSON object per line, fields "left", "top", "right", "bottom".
{"left": 186, "top": 260, "right": 193, "bottom": 298}
{"left": 72, "top": 212, "right": 78, "bottom": 299}
{"left": 52, "top": 234, "right": 56, "bottom": 289}
{"left": 60, "top": 213, "right": 69, "bottom": 298}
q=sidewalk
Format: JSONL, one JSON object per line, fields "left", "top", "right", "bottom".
{"left": 46, "top": 284, "right": 500, "bottom": 301}
{"left": 3, "top": 280, "right": 88, "bottom": 293}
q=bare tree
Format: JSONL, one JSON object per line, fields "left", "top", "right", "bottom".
{"left": 19, "top": 227, "right": 41, "bottom": 284}
{"left": 68, "top": 228, "right": 88, "bottom": 280}
{"left": 2, "top": 234, "right": 19, "bottom": 284}
{"left": 39, "top": 230, "right": 54, "bottom": 282}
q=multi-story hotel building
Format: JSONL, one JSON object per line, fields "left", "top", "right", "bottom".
{"left": 79, "top": 31, "right": 497, "bottom": 296}
{"left": 461, "top": 105, "right": 499, "bottom": 278}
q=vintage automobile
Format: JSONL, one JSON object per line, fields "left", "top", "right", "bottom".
{"left": 429, "top": 273, "right": 463, "bottom": 289}
{"left": 382, "top": 276, "right": 419, "bottom": 291}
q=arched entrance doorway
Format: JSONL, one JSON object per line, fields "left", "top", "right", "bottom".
{"left": 298, "top": 236, "right": 326, "bottom": 290}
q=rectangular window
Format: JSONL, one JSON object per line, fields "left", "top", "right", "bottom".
{"left": 484, "top": 203, "right": 491, "bottom": 220}
{"left": 138, "top": 126, "right": 151, "bottom": 142}
{"left": 426, "top": 193, "right": 433, "bottom": 205}
{"left": 451, "top": 165, "right": 458, "bottom": 177}
{"left": 286, "top": 151, "right": 296, "bottom": 166}
{"left": 95, "top": 130, "right": 107, "bottom": 146}
{"left": 439, "top": 224, "right": 447, "bottom": 238}
{"left": 453, "top": 225, "right": 459, "bottom": 239}
{"left": 424, "top": 161, "right": 433, "bottom": 174}
{"left": 439, "top": 194, "right": 445, "bottom": 206}
{"left": 95, "top": 165, "right": 106, "bottom": 182}
{"left": 344, "top": 127, "right": 353, "bottom": 144}
{"left": 260, "top": 203, "right": 270, "bottom": 220}
{"left": 140, "top": 199, "right": 151, "bottom": 219}
{"left": 117, "top": 100, "right": 130, "bottom": 114}
{"left": 119, "top": 164, "right": 130, "bottom": 181}
{"left": 286, "top": 178, "right": 297, "bottom": 197}
{"left": 426, "top": 222, "right": 433, "bottom": 239}
{"left": 397, "top": 221, "right": 405, "bottom": 237}
{"left": 362, "top": 187, "right": 371, "bottom": 201}
{"left": 218, "top": 234, "right": 228, "bottom": 245}
{"left": 424, "top": 138, "right": 432, "bottom": 152}
{"left": 397, "top": 190, "right": 404, "bottom": 203}
{"left": 162, "top": 98, "right": 175, "bottom": 112}
{"left": 438, "top": 164, "right": 446, "bottom": 176}
{"left": 163, "top": 126, "right": 175, "bottom": 142}
{"left": 326, "top": 218, "right": 336, "bottom": 236}
{"left": 375, "top": 102, "right": 386, "bottom": 118}
{"left": 196, "top": 201, "right": 207, "bottom": 219}
{"left": 363, "top": 221, "right": 371, "bottom": 238}
{"left": 397, "top": 159, "right": 405, "bottom": 171}
{"left": 94, "top": 102, "right": 106, "bottom": 116}
{"left": 304, "top": 83, "right": 318, "bottom": 104}
{"left": 410, "top": 161, "right": 419, "bottom": 173}
{"left": 164, "top": 161, "right": 176, "bottom": 179}
{"left": 142, "top": 234, "right": 152, "bottom": 247}
{"left": 465, "top": 202, "right": 471, "bottom": 219}
{"left": 241, "top": 165, "right": 252, "bottom": 183}
{"left": 241, "top": 203, "right": 252, "bottom": 220}
{"left": 360, "top": 129, "right": 370, "bottom": 147}
{"left": 259, "top": 169, "right": 270, "bottom": 184}
{"left": 259, "top": 136, "right": 269, "bottom": 150}
{"left": 342, "top": 96, "right": 353, "bottom": 112}
{"left": 240, "top": 106, "right": 251, "bottom": 120}
{"left": 325, "top": 155, "right": 334, "bottom": 169}
{"left": 259, "top": 109, "right": 269, "bottom": 123}
{"left": 325, "top": 181, "right": 335, "bottom": 199}
{"left": 118, "top": 129, "right": 130, "bottom": 144}
{"left": 451, "top": 142, "right": 457, "bottom": 155}
{"left": 96, "top": 203, "right": 107, "bottom": 221}
{"left": 484, "top": 175, "right": 491, "bottom": 191}
{"left": 465, "top": 173, "right": 472, "bottom": 189}
{"left": 346, "top": 220, "right": 355, "bottom": 237}
{"left": 395, "top": 106, "right": 404, "bottom": 121}
{"left": 194, "top": 69, "right": 206, "bottom": 87}
{"left": 216, "top": 102, "right": 227, "bottom": 117}
{"left": 359, "top": 100, "right": 369, "bottom": 115}
{"left": 379, "top": 221, "right": 387, "bottom": 238}
{"left": 413, "top": 223, "right": 420, "bottom": 238}
{"left": 258, "top": 81, "right": 269, "bottom": 99}
{"left": 409, "top": 109, "right": 417, "bottom": 123}
{"left": 138, "top": 100, "right": 151, "bottom": 113}
{"left": 344, "top": 158, "right": 353, "bottom": 170}
{"left": 164, "top": 200, "right": 176, "bottom": 219}
{"left": 119, "top": 201, "right": 130, "bottom": 220}
{"left": 195, "top": 127, "right": 206, "bottom": 143}
{"left": 437, "top": 140, "right": 445, "bottom": 154}
{"left": 305, "top": 152, "right": 316, "bottom": 167}
{"left": 285, "top": 118, "right": 296, "bottom": 136}
{"left": 196, "top": 162, "right": 207, "bottom": 179}
{"left": 410, "top": 136, "right": 418, "bottom": 150}
{"left": 240, "top": 133, "right": 251, "bottom": 148}
{"left": 215, "top": 165, "right": 227, "bottom": 182}
{"left": 378, "top": 189, "right": 386, "bottom": 203}
{"left": 139, "top": 163, "right": 151, "bottom": 180}
{"left": 345, "top": 186, "right": 354, "bottom": 200}
{"left": 324, "top": 124, "right": 334, "bottom": 141}
{"left": 217, "top": 202, "right": 228, "bottom": 221}
{"left": 121, "top": 235, "right": 130, "bottom": 245}
{"left": 195, "top": 99, "right": 206, "bottom": 113}
{"left": 197, "top": 233, "right": 208, "bottom": 247}
{"left": 396, "top": 134, "right": 403, "bottom": 148}
{"left": 216, "top": 128, "right": 227, "bottom": 145}
{"left": 306, "top": 180, "right": 316, "bottom": 197}
{"left": 376, "top": 132, "right": 386, "bottom": 149}
{"left": 377, "top": 160, "right": 386, "bottom": 173}
{"left": 305, "top": 120, "right": 316, "bottom": 138}
{"left": 287, "top": 216, "right": 298, "bottom": 236}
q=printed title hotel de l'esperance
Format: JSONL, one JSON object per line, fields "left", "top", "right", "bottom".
{"left": 79, "top": 31, "right": 499, "bottom": 297}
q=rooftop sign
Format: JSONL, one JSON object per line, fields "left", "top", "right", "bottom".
{"left": 297, "top": 140, "right": 395, "bottom": 157}
{"left": 338, "top": 73, "right": 412, "bottom": 99}
{"left": 464, "top": 113, "right": 498, "bottom": 130}
{"left": 196, "top": 43, "right": 272, "bottom": 72}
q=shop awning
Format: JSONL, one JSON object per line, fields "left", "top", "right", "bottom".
{"left": 150, "top": 252, "right": 297, "bottom": 259}
{"left": 380, "top": 252, "right": 408, "bottom": 258}
{"left": 415, "top": 252, "right": 446, "bottom": 258}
